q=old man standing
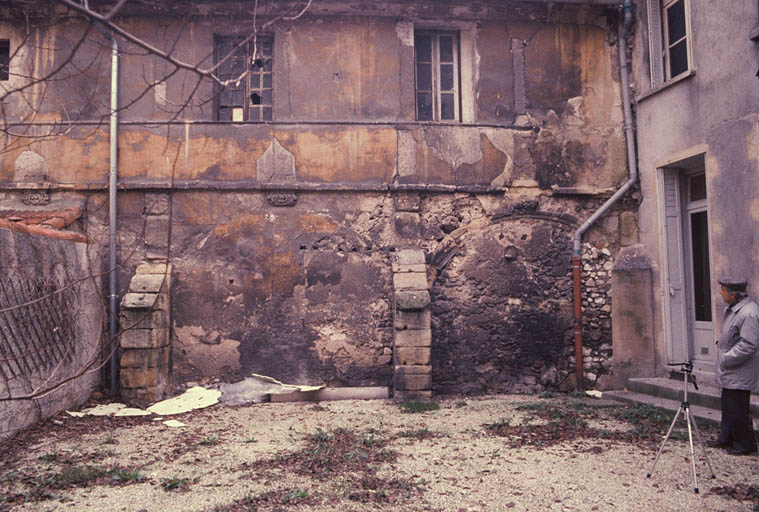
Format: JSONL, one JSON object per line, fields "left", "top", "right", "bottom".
{"left": 712, "top": 278, "right": 759, "bottom": 455}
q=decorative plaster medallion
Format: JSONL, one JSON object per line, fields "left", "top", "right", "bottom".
{"left": 22, "top": 191, "right": 51, "bottom": 206}
{"left": 265, "top": 192, "right": 298, "bottom": 207}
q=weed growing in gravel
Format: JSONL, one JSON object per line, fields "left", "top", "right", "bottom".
{"left": 243, "top": 437, "right": 257, "bottom": 444}
{"left": 397, "top": 428, "right": 436, "bottom": 440}
{"left": 160, "top": 476, "right": 190, "bottom": 492}
{"left": 398, "top": 400, "right": 440, "bottom": 413}
{"left": 710, "top": 483, "right": 759, "bottom": 509}
{"left": 199, "top": 434, "right": 219, "bottom": 447}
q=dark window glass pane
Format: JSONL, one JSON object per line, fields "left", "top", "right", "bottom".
{"left": 416, "top": 63, "right": 432, "bottom": 91}
{"left": 218, "top": 107, "right": 232, "bottom": 121}
{"left": 263, "top": 107, "right": 273, "bottom": 120}
{"left": 440, "top": 64, "right": 454, "bottom": 91}
{"left": 690, "top": 211, "right": 712, "bottom": 321}
{"left": 440, "top": 93, "right": 455, "bottom": 120}
{"left": 263, "top": 73, "right": 272, "bottom": 88}
{"left": 415, "top": 34, "right": 431, "bottom": 62}
{"left": 250, "top": 92, "right": 261, "bottom": 105}
{"left": 230, "top": 90, "right": 243, "bottom": 106}
{"left": 263, "top": 58, "right": 272, "bottom": 72}
{"left": 689, "top": 173, "right": 707, "bottom": 202}
{"left": 669, "top": 40, "right": 688, "bottom": 77}
{"left": 439, "top": 36, "right": 454, "bottom": 62}
{"left": 417, "top": 92, "right": 432, "bottom": 120}
{"left": 262, "top": 89, "right": 272, "bottom": 105}
{"left": 250, "top": 106, "right": 261, "bottom": 121}
{"left": 219, "top": 89, "right": 230, "bottom": 106}
{"left": 0, "top": 40, "right": 9, "bottom": 81}
{"left": 666, "top": 0, "right": 686, "bottom": 45}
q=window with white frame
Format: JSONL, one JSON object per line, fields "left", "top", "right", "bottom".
{"left": 648, "top": 0, "right": 691, "bottom": 86}
{"left": 214, "top": 35, "right": 273, "bottom": 122}
{"left": 414, "top": 31, "right": 460, "bottom": 121}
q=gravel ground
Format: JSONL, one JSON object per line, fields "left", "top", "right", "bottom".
{"left": 1, "top": 393, "right": 758, "bottom": 512}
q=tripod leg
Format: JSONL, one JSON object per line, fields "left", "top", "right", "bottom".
{"left": 689, "top": 413, "right": 716, "bottom": 478}
{"left": 684, "top": 408, "right": 699, "bottom": 493}
{"left": 647, "top": 406, "right": 682, "bottom": 478}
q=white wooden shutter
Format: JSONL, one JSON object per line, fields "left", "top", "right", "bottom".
{"left": 662, "top": 169, "right": 689, "bottom": 362}
{"left": 647, "top": 0, "right": 665, "bottom": 86}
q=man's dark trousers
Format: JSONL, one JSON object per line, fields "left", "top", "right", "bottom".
{"left": 718, "top": 388, "right": 757, "bottom": 453}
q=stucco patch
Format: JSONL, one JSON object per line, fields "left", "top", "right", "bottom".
{"left": 174, "top": 325, "right": 241, "bottom": 377}
{"left": 312, "top": 324, "right": 378, "bottom": 374}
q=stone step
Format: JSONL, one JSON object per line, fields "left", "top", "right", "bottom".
{"left": 604, "top": 377, "right": 759, "bottom": 433}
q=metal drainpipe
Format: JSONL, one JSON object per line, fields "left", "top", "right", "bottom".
{"left": 106, "top": 35, "right": 120, "bottom": 394}
{"left": 571, "top": 0, "right": 637, "bottom": 390}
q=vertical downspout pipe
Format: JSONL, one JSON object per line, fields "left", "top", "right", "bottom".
{"left": 571, "top": 0, "right": 637, "bottom": 390}
{"left": 108, "top": 35, "right": 120, "bottom": 394}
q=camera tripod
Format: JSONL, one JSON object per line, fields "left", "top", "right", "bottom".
{"left": 646, "top": 361, "right": 715, "bottom": 493}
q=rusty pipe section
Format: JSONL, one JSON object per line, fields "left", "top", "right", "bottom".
{"left": 571, "top": 0, "right": 637, "bottom": 389}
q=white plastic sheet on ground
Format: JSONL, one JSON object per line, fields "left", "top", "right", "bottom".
{"left": 147, "top": 386, "right": 221, "bottom": 415}
{"left": 219, "top": 373, "right": 324, "bottom": 405}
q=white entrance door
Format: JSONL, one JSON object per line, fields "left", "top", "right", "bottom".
{"left": 661, "top": 162, "right": 714, "bottom": 373}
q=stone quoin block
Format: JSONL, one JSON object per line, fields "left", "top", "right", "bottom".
{"left": 129, "top": 274, "right": 168, "bottom": 294}
{"left": 394, "top": 249, "right": 426, "bottom": 266}
{"left": 394, "top": 309, "right": 431, "bottom": 330}
{"left": 144, "top": 193, "right": 170, "bottom": 215}
{"left": 120, "top": 308, "right": 165, "bottom": 331}
{"left": 391, "top": 262, "right": 427, "bottom": 273}
{"left": 121, "top": 292, "right": 159, "bottom": 309}
{"left": 396, "top": 346, "right": 431, "bottom": 365}
{"left": 393, "top": 368, "right": 431, "bottom": 391}
{"left": 395, "top": 290, "right": 430, "bottom": 310}
{"left": 394, "top": 328, "right": 432, "bottom": 347}
{"left": 119, "top": 327, "right": 169, "bottom": 349}
{"left": 120, "top": 347, "right": 169, "bottom": 369}
{"left": 121, "top": 368, "right": 160, "bottom": 389}
{"left": 393, "top": 272, "right": 428, "bottom": 291}
{"left": 135, "top": 262, "right": 172, "bottom": 276}
{"left": 393, "top": 192, "right": 421, "bottom": 212}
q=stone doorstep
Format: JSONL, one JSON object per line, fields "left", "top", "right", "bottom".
{"left": 394, "top": 328, "right": 431, "bottom": 347}
{"left": 393, "top": 272, "right": 428, "bottom": 291}
{"left": 605, "top": 377, "right": 759, "bottom": 433}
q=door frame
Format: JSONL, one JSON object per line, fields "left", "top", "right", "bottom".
{"left": 655, "top": 149, "right": 715, "bottom": 369}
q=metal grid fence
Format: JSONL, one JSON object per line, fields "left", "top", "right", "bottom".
{"left": 0, "top": 276, "right": 77, "bottom": 382}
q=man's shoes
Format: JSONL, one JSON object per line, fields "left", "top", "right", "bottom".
{"left": 725, "top": 446, "right": 758, "bottom": 456}
{"left": 706, "top": 439, "right": 729, "bottom": 448}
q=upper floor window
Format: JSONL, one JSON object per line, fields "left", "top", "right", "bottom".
{"left": 648, "top": 0, "right": 691, "bottom": 86}
{"left": 414, "top": 31, "right": 460, "bottom": 121}
{"left": 0, "top": 40, "right": 10, "bottom": 81}
{"left": 215, "top": 35, "right": 273, "bottom": 122}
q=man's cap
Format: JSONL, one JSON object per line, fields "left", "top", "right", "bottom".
{"left": 718, "top": 278, "right": 748, "bottom": 291}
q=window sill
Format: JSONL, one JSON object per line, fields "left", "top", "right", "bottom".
{"left": 636, "top": 68, "right": 696, "bottom": 103}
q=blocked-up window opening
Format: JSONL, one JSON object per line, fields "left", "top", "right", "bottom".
{"left": 215, "top": 35, "right": 273, "bottom": 122}
{"left": 0, "top": 40, "right": 9, "bottom": 81}
{"left": 414, "top": 31, "right": 460, "bottom": 121}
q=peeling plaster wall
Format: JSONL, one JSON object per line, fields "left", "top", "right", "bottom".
{"left": 1, "top": 0, "right": 630, "bottom": 392}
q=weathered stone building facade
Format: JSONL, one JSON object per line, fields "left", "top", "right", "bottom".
{"left": 1, "top": 0, "right": 634, "bottom": 400}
